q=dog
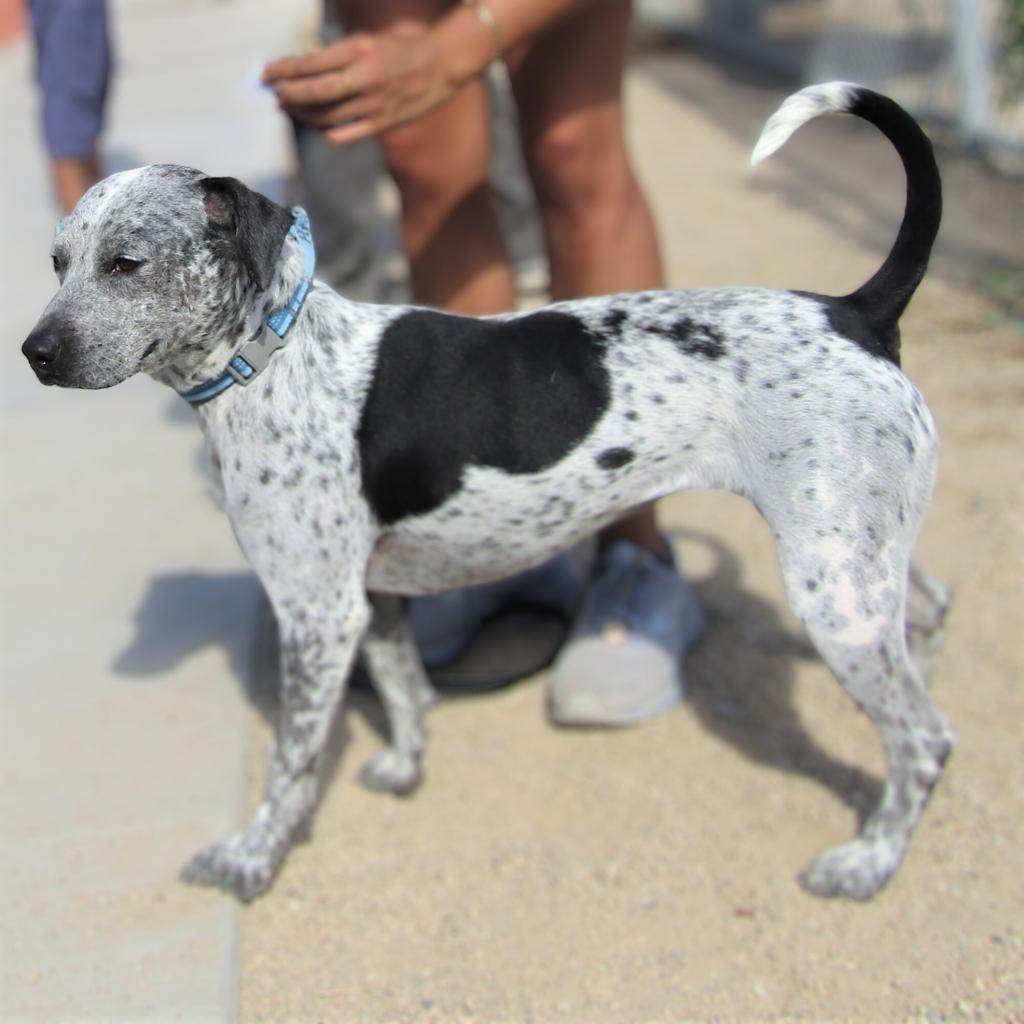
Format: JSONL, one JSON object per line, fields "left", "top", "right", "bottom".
{"left": 22, "top": 83, "right": 954, "bottom": 903}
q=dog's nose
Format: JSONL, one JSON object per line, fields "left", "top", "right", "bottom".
{"left": 22, "top": 327, "right": 62, "bottom": 371}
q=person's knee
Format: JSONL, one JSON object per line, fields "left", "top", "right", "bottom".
{"left": 525, "top": 115, "right": 636, "bottom": 239}
{"left": 379, "top": 118, "right": 487, "bottom": 218}
{"left": 379, "top": 122, "right": 440, "bottom": 199}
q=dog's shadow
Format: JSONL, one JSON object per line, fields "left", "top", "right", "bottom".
{"left": 112, "top": 571, "right": 264, "bottom": 687}
{"left": 111, "top": 539, "right": 882, "bottom": 825}
{"left": 109, "top": 570, "right": 382, "bottom": 799}
{"left": 674, "top": 532, "right": 882, "bottom": 825}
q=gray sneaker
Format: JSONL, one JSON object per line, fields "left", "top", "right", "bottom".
{"left": 547, "top": 540, "right": 703, "bottom": 727}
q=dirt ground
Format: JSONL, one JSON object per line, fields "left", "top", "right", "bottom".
{"left": 239, "top": 51, "right": 1023, "bottom": 1023}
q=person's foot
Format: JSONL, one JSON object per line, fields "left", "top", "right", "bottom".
{"left": 547, "top": 540, "right": 703, "bottom": 727}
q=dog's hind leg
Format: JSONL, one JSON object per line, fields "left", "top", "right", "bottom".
{"left": 905, "top": 562, "right": 952, "bottom": 681}
{"left": 771, "top": 520, "right": 955, "bottom": 900}
{"left": 359, "top": 594, "right": 438, "bottom": 795}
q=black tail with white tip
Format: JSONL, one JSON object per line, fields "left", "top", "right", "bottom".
{"left": 752, "top": 82, "right": 942, "bottom": 364}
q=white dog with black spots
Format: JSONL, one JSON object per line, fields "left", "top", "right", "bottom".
{"left": 23, "top": 83, "right": 953, "bottom": 903}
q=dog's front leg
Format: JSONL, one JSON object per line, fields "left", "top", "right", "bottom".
{"left": 359, "top": 594, "right": 438, "bottom": 795}
{"left": 182, "top": 586, "right": 370, "bottom": 901}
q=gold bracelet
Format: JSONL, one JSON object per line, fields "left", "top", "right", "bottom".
{"left": 461, "top": 0, "right": 503, "bottom": 62}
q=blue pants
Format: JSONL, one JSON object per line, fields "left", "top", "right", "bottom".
{"left": 29, "top": 0, "right": 111, "bottom": 158}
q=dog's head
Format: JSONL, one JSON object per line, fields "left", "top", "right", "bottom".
{"left": 21, "top": 165, "right": 293, "bottom": 389}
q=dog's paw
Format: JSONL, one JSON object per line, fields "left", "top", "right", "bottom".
{"left": 180, "top": 833, "right": 277, "bottom": 902}
{"left": 359, "top": 748, "right": 422, "bottom": 796}
{"left": 800, "top": 839, "right": 899, "bottom": 901}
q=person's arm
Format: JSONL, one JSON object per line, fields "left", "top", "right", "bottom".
{"left": 434, "top": 0, "right": 591, "bottom": 83}
{"left": 261, "top": 0, "right": 593, "bottom": 145}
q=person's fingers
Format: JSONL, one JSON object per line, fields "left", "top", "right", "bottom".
{"left": 265, "top": 25, "right": 446, "bottom": 146}
{"left": 272, "top": 65, "right": 363, "bottom": 107}
{"left": 281, "top": 93, "right": 382, "bottom": 129}
{"left": 261, "top": 36, "right": 363, "bottom": 84}
{"left": 323, "top": 118, "right": 381, "bottom": 147}
{"left": 262, "top": 52, "right": 333, "bottom": 85}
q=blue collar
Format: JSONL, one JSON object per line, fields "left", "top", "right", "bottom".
{"left": 180, "top": 206, "right": 316, "bottom": 405}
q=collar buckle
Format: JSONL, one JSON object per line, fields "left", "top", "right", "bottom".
{"left": 227, "top": 322, "right": 288, "bottom": 385}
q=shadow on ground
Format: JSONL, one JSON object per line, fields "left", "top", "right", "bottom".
{"left": 671, "top": 531, "right": 882, "bottom": 825}
{"left": 109, "top": 531, "right": 882, "bottom": 827}
{"left": 111, "top": 571, "right": 265, "bottom": 690}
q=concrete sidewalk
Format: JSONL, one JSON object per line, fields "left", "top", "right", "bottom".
{"left": 1, "top": 1, "right": 313, "bottom": 1018}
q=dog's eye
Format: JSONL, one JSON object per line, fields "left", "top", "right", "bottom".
{"left": 111, "top": 256, "right": 143, "bottom": 275}
{"left": 51, "top": 254, "right": 61, "bottom": 275}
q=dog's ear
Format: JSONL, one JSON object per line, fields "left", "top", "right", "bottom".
{"left": 200, "top": 176, "right": 293, "bottom": 292}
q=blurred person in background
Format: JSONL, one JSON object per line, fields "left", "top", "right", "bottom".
{"left": 264, "top": 0, "right": 704, "bottom": 727}
{"left": 286, "top": 2, "right": 403, "bottom": 307}
{"left": 0, "top": 0, "right": 26, "bottom": 47}
{"left": 289, "top": 1, "right": 547, "bottom": 306}
{"left": 27, "top": 0, "right": 112, "bottom": 214}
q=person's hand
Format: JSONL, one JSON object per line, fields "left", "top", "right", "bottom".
{"left": 262, "top": 26, "right": 461, "bottom": 145}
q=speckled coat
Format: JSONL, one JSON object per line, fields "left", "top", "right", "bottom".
{"left": 22, "top": 83, "right": 954, "bottom": 905}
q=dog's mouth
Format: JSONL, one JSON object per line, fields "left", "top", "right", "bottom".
{"left": 24, "top": 356, "right": 100, "bottom": 389}
{"left": 24, "top": 355, "right": 75, "bottom": 387}
{"left": 26, "top": 359, "right": 129, "bottom": 391}
{"left": 29, "top": 364, "right": 58, "bottom": 386}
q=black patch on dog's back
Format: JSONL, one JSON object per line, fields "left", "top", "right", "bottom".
{"left": 358, "top": 309, "right": 611, "bottom": 525}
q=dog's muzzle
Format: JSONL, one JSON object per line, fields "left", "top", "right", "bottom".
{"left": 22, "top": 323, "right": 66, "bottom": 384}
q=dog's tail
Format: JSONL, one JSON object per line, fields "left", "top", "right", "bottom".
{"left": 751, "top": 82, "right": 942, "bottom": 357}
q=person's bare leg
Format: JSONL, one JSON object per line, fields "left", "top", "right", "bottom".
{"left": 53, "top": 151, "right": 102, "bottom": 215}
{"left": 337, "top": 1, "right": 514, "bottom": 314}
{"left": 509, "top": 1, "right": 701, "bottom": 724}
{"left": 335, "top": 1, "right": 539, "bottom": 681}
{"left": 509, "top": 0, "right": 664, "bottom": 557}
